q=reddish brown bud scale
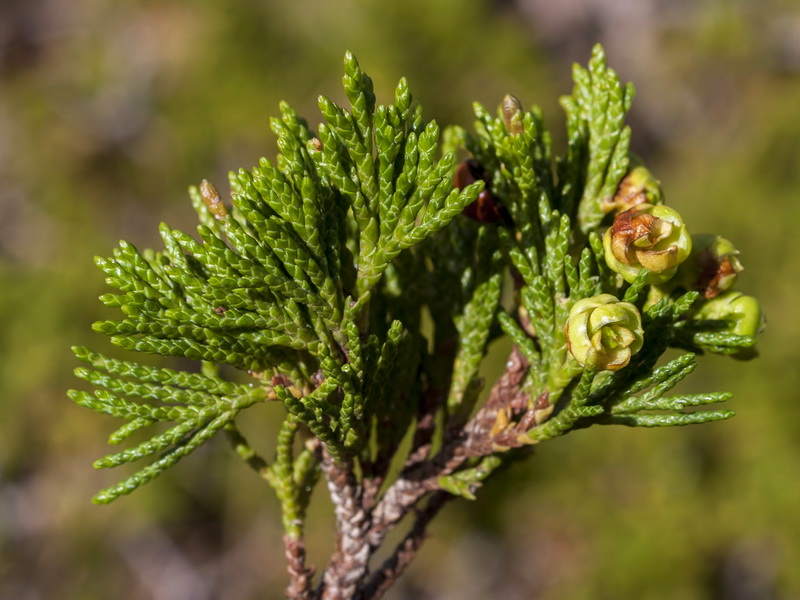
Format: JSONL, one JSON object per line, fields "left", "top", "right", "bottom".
{"left": 680, "top": 234, "right": 744, "bottom": 299}
{"left": 603, "top": 164, "right": 663, "bottom": 214}
{"left": 271, "top": 373, "right": 292, "bottom": 387}
{"left": 603, "top": 203, "right": 692, "bottom": 284}
{"left": 605, "top": 174, "right": 647, "bottom": 213}
{"left": 453, "top": 159, "right": 506, "bottom": 224}
{"left": 695, "top": 252, "right": 739, "bottom": 299}
{"left": 608, "top": 208, "right": 670, "bottom": 267}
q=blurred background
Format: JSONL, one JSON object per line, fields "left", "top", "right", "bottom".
{"left": 2, "top": 0, "right": 799, "bottom": 598}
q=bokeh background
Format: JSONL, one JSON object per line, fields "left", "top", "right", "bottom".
{"left": 2, "top": 1, "right": 800, "bottom": 598}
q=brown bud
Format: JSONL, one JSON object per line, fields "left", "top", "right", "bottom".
{"left": 501, "top": 94, "right": 524, "bottom": 135}
{"left": 200, "top": 179, "right": 229, "bottom": 220}
{"left": 310, "top": 369, "right": 325, "bottom": 387}
{"left": 271, "top": 373, "right": 292, "bottom": 387}
{"left": 454, "top": 159, "right": 507, "bottom": 224}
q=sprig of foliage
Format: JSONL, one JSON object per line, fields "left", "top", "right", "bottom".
{"left": 69, "top": 348, "right": 267, "bottom": 503}
{"left": 70, "top": 45, "right": 763, "bottom": 599}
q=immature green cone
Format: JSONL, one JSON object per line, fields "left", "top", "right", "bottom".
{"left": 603, "top": 164, "right": 664, "bottom": 214}
{"left": 679, "top": 234, "right": 743, "bottom": 299}
{"left": 566, "top": 294, "right": 644, "bottom": 371}
{"left": 603, "top": 203, "right": 692, "bottom": 284}
{"left": 695, "top": 291, "right": 765, "bottom": 338}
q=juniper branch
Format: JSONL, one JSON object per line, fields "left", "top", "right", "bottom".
{"left": 71, "top": 46, "right": 763, "bottom": 600}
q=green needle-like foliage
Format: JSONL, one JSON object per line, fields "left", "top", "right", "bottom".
{"left": 69, "top": 348, "right": 267, "bottom": 503}
{"left": 71, "top": 51, "right": 485, "bottom": 501}
{"left": 70, "top": 45, "right": 764, "bottom": 598}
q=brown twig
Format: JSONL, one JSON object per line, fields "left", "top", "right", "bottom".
{"left": 462, "top": 346, "right": 530, "bottom": 455}
{"left": 284, "top": 534, "right": 315, "bottom": 600}
{"left": 366, "top": 347, "right": 530, "bottom": 550}
{"left": 310, "top": 348, "right": 530, "bottom": 600}
{"left": 359, "top": 492, "right": 452, "bottom": 600}
{"left": 319, "top": 452, "right": 371, "bottom": 600}
{"left": 403, "top": 370, "right": 444, "bottom": 468}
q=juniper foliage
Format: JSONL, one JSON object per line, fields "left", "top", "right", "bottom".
{"left": 69, "top": 45, "right": 762, "bottom": 599}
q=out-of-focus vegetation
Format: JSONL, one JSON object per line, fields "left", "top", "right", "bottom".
{"left": 1, "top": 1, "right": 798, "bottom": 598}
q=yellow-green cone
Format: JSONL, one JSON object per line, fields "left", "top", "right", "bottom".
{"left": 603, "top": 203, "right": 692, "bottom": 284}
{"left": 566, "top": 294, "right": 645, "bottom": 370}
{"left": 694, "top": 291, "right": 765, "bottom": 338}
